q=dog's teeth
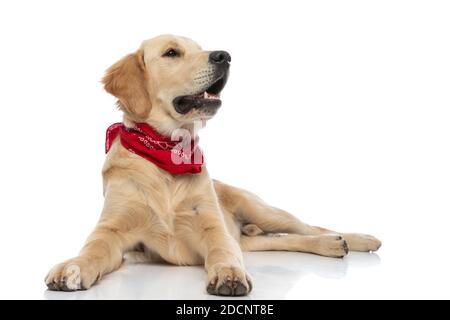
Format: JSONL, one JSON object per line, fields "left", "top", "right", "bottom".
{"left": 202, "top": 92, "right": 219, "bottom": 100}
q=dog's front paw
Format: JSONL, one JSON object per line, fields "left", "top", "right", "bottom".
{"left": 45, "top": 258, "right": 98, "bottom": 291}
{"left": 206, "top": 264, "right": 252, "bottom": 296}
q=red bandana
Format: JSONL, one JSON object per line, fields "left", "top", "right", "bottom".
{"left": 105, "top": 122, "right": 203, "bottom": 174}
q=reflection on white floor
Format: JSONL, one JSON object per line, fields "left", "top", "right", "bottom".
{"left": 44, "top": 251, "right": 381, "bottom": 300}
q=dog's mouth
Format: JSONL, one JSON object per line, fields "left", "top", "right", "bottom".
{"left": 173, "top": 71, "right": 228, "bottom": 115}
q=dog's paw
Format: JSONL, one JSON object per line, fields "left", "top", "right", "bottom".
{"left": 344, "top": 233, "right": 382, "bottom": 252}
{"left": 45, "top": 258, "right": 98, "bottom": 291}
{"left": 313, "top": 234, "right": 349, "bottom": 258}
{"left": 206, "top": 264, "right": 252, "bottom": 296}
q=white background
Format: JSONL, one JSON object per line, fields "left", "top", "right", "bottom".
{"left": 0, "top": 0, "right": 449, "bottom": 299}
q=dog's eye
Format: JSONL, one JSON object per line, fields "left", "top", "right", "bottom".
{"left": 163, "top": 48, "right": 179, "bottom": 58}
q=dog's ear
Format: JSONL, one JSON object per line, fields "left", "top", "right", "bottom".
{"left": 102, "top": 50, "right": 151, "bottom": 119}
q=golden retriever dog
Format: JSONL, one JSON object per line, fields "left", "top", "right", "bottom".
{"left": 45, "top": 34, "right": 381, "bottom": 296}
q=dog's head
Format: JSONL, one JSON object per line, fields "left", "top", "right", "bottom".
{"left": 102, "top": 34, "right": 230, "bottom": 135}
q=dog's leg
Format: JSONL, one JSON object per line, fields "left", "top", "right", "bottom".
{"left": 214, "top": 180, "right": 381, "bottom": 252}
{"left": 195, "top": 200, "right": 252, "bottom": 296}
{"left": 45, "top": 201, "right": 142, "bottom": 291}
{"left": 45, "top": 222, "right": 133, "bottom": 291}
{"left": 240, "top": 234, "right": 348, "bottom": 258}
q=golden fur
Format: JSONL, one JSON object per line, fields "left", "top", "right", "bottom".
{"left": 45, "top": 35, "right": 381, "bottom": 296}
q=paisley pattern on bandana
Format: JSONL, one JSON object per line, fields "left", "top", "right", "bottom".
{"left": 105, "top": 122, "right": 203, "bottom": 174}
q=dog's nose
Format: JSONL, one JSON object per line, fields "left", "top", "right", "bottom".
{"left": 209, "top": 51, "right": 231, "bottom": 65}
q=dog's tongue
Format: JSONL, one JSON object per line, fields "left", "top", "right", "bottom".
{"left": 176, "top": 91, "right": 222, "bottom": 113}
